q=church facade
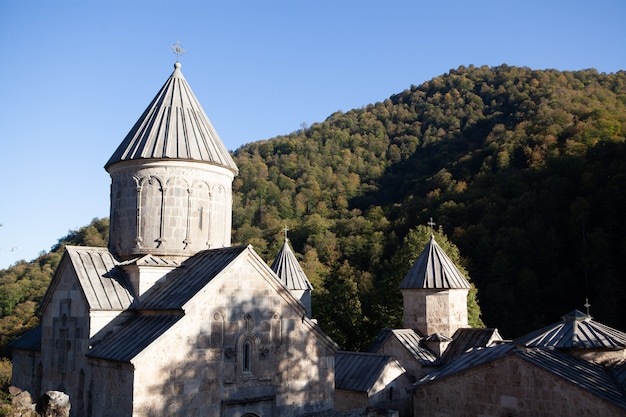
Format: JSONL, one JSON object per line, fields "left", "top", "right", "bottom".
{"left": 11, "top": 62, "right": 337, "bottom": 417}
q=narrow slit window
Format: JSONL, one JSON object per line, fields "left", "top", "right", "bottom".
{"left": 243, "top": 341, "right": 251, "bottom": 372}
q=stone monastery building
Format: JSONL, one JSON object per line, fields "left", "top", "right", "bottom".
{"left": 10, "top": 61, "right": 626, "bottom": 417}
{"left": 11, "top": 62, "right": 335, "bottom": 417}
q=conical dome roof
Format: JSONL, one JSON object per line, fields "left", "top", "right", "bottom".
{"left": 514, "top": 310, "right": 626, "bottom": 349}
{"left": 270, "top": 238, "right": 312, "bottom": 291}
{"left": 105, "top": 62, "right": 238, "bottom": 174}
{"left": 399, "top": 235, "right": 471, "bottom": 290}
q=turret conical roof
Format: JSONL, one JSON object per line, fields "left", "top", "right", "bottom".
{"left": 270, "top": 238, "right": 312, "bottom": 291}
{"left": 514, "top": 310, "right": 626, "bottom": 349}
{"left": 399, "top": 235, "right": 471, "bottom": 290}
{"left": 105, "top": 62, "right": 238, "bottom": 174}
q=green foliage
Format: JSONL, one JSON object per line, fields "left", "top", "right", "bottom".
{"left": 314, "top": 261, "right": 366, "bottom": 350}
{"left": 0, "top": 358, "right": 11, "bottom": 404}
{"left": 51, "top": 217, "right": 109, "bottom": 252}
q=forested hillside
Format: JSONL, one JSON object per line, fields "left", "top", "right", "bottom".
{"left": 1, "top": 65, "right": 625, "bottom": 354}
{"left": 230, "top": 64, "right": 626, "bottom": 344}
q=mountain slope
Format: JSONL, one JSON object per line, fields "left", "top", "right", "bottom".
{"left": 231, "top": 64, "right": 626, "bottom": 341}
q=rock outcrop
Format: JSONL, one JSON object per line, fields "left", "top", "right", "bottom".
{"left": 36, "top": 391, "right": 70, "bottom": 417}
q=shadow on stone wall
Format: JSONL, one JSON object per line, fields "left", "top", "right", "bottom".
{"left": 137, "top": 293, "right": 336, "bottom": 417}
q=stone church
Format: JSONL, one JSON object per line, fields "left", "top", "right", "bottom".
{"left": 10, "top": 62, "right": 337, "bottom": 417}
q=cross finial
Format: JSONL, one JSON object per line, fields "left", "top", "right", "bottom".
{"left": 283, "top": 226, "right": 290, "bottom": 241}
{"left": 584, "top": 298, "right": 591, "bottom": 316}
{"left": 427, "top": 217, "right": 436, "bottom": 235}
{"left": 171, "top": 41, "right": 185, "bottom": 62}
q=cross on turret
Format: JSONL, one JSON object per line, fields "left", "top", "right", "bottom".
{"left": 171, "top": 41, "right": 185, "bottom": 62}
{"left": 427, "top": 218, "right": 436, "bottom": 235}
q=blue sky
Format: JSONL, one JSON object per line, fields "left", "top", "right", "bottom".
{"left": 0, "top": 0, "right": 625, "bottom": 269}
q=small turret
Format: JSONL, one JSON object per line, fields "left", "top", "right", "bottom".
{"left": 270, "top": 232, "right": 313, "bottom": 317}
{"left": 399, "top": 234, "right": 471, "bottom": 338}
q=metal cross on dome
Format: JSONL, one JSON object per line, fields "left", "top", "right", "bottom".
{"left": 427, "top": 217, "right": 436, "bottom": 235}
{"left": 171, "top": 41, "right": 185, "bottom": 62}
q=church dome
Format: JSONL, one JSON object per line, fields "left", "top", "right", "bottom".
{"left": 105, "top": 63, "right": 238, "bottom": 260}
{"left": 105, "top": 62, "right": 238, "bottom": 174}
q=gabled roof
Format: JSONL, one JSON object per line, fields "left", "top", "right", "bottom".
{"left": 87, "top": 244, "right": 337, "bottom": 362}
{"left": 418, "top": 343, "right": 515, "bottom": 384}
{"left": 270, "top": 238, "right": 312, "bottom": 291}
{"left": 105, "top": 62, "right": 238, "bottom": 174}
{"left": 138, "top": 245, "right": 248, "bottom": 309}
{"left": 417, "top": 344, "right": 626, "bottom": 410}
{"left": 9, "top": 325, "right": 41, "bottom": 352}
{"left": 399, "top": 235, "right": 471, "bottom": 290}
{"left": 441, "top": 328, "right": 503, "bottom": 362}
{"left": 87, "top": 312, "right": 183, "bottom": 362}
{"left": 514, "top": 310, "right": 626, "bottom": 349}
{"left": 369, "top": 328, "right": 437, "bottom": 365}
{"left": 335, "top": 351, "right": 406, "bottom": 393}
{"left": 41, "top": 246, "right": 135, "bottom": 313}
{"left": 68, "top": 246, "right": 135, "bottom": 310}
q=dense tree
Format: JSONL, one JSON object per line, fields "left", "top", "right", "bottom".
{"left": 0, "top": 357, "right": 11, "bottom": 404}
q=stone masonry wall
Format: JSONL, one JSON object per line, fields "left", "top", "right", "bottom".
{"left": 88, "top": 360, "right": 135, "bottom": 417}
{"left": 38, "top": 265, "right": 91, "bottom": 414}
{"left": 127, "top": 251, "right": 335, "bottom": 417}
{"left": 108, "top": 160, "right": 234, "bottom": 260}
{"left": 402, "top": 289, "right": 468, "bottom": 338}
{"left": 413, "top": 354, "right": 625, "bottom": 417}
{"left": 334, "top": 390, "right": 368, "bottom": 412}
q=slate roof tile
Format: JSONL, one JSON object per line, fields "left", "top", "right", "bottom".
{"left": 335, "top": 351, "right": 406, "bottom": 393}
